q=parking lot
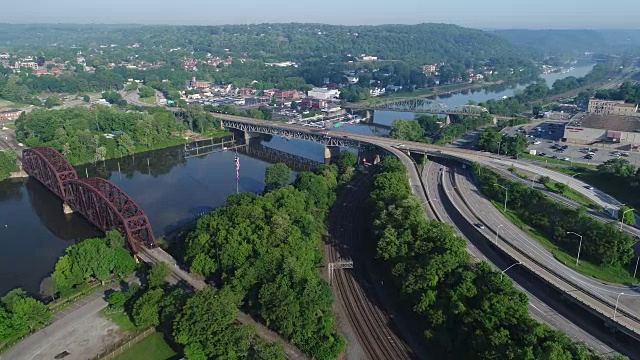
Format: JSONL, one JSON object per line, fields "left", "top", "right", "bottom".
{"left": 503, "top": 121, "right": 640, "bottom": 166}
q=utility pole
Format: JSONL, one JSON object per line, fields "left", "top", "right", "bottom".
{"left": 501, "top": 261, "right": 522, "bottom": 279}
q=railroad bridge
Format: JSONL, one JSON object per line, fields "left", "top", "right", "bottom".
{"left": 348, "top": 98, "right": 491, "bottom": 115}
{"left": 22, "top": 147, "right": 156, "bottom": 252}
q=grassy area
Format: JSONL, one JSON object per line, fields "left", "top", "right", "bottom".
{"left": 543, "top": 181, "right": 602, "bottom": 210}
{"left": 545, "top": 166, "right": 640, "bottom": 213}
{"left": 1, "top": 123, "right": 16, "bottom": 130}
{"left": 140, "top": 97, "right": 156, "bottom": 105}
{"left": 113, "top": 333, "right": 177, "bottom": 360}
{"left": 519, "top": 153, "right": 597, "bottom": 169}
{"left": 102, "top": 308, "right": 138, "bottom": 332}
{"left": 491, "top": 200, "right": 637, "bottom": 285}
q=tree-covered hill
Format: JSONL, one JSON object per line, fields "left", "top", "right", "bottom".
{"left": 0, "top": 23, "right": 533, "bottom": 67}
{"left": 491, "top": 29, "right": 640, "bottom": 56}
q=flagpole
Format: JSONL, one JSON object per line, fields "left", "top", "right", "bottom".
{"left": 235, "top": 149, "right": 239, "bottom": 194}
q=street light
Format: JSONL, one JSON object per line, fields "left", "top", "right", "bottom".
{"left": 501, "top": 261, "right": 522, "bottom": 279}
{"left": 614, "top": 292, "right": 624, "bottom": 321}
{"left": 566, "top": 173, "right": 579, "bottom": 186}
{"left": 566, "top": 231, "right": 583, "bottom": 266}
{"left": 494, "top": 224, "right": 504, "bottom": 245}
{"left": 620, "top": 208, "right": 634, "bottom": 230}
{"left": 634, "top": 256, "right": 640, "bottom": 279}
{"left": 495, "top": 184, "right": 508, "bottom": 211}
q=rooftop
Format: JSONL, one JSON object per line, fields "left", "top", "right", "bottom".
{"left": 567, "top": 113, "right": 640, "bottom": 133}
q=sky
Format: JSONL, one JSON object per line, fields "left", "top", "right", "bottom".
{"left": 2, "top": 0, "right": 640, "bottom": 29}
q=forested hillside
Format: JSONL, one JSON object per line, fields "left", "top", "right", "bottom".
{"left": 0, "top": 23, "right": 533, "bottom": 67}
{"left": 492, "top": 29, "right": 640, "bottom": 56}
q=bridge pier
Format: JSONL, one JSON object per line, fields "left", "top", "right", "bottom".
{"left": 63, "top": 202, "right": 74, "bottom": 215}
{"left": 324, "top": 145, "right": 340, "bottom": 164}
{"left": 244, "top": 131, "right": 260, "bottom": 143}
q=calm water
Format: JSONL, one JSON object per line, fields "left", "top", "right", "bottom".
{"left": 0, "top": 137, "right": 322, "bottom": 295}
{"left": 0, "top": 64, "right": 595, "bottom": 296}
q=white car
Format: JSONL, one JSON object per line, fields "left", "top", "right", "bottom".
{"left": 533, "top": 141, "right": 541, "bottom": 145}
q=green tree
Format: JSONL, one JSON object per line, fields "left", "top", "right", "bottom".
{"left": 8, "top": 295, "right": 51, "bottom": 333}
{"left": 265, "top": 163, "right": 291, "bottom": 188}
{"left": 174, "top": 287, "right": 253, "bottom": 359}
{"left": 0, "top": 151, "right": 19, "bottom": 181}
{"left": 339, "top": 151, "right": 357, "bottom": 170}
{"left": 126, "top": 82, "right": 139, "bottom": 91}
{"left": 132, "top": 288, "right": 165, "bottom": 328}
{"left": 44, "top": 95, "right": 62, "bottom": 108}
{"left": 107, "top": 291, "right": 127, "bottom": 309}
{"left": 82, "top": 95, "right": 90, "bottom": 102}
{"left": 1, "top": 288, "right": 28, "bottom": 312}
{"left": 598, "top": 158, "right": 636, "bottom": 177}
{"left": 619, "top": 206, "right": 636, "bottom": 226}
{"left": 389, "top": 119, "right": 424, "bottom": 142}
{"left": 139, "top": 86, "right": 155, "bottom": 98}
{"left": 116, "top": 133, "right": 136, "bottom": 157}
{"left": 148, "top": 262, "right": 170, "bottom": 288}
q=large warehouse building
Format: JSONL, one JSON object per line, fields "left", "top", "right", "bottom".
{"left": 563, "top": 113, "right": 640, "bottom": 146}
{"left": 563, "top": 99, "right": 640, "bottom": 147}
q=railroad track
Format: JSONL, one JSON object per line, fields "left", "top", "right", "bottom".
{"left": 326, "top": 169, "right": 417, "bottom": 360}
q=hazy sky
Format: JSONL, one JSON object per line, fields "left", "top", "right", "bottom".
{"left": 3, "top": 0, "right": 640, "bottom": 29}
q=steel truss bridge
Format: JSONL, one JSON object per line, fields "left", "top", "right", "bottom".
{"left": 349, "top": 98, "right": 490, "bottom": 115}
{"left": 220, "top": 118, "right": 363, "bottom": 148}
{"left": 22, "top": 147, "right": 156, "bottom": 252}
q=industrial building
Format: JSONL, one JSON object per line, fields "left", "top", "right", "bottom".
{"left": 307, "top": 87, "right": 340, "bottom": 100}
{"left": 587, "top": 99, "right": 640, "bottom": 116}
{"left": 563, "top": 113, "right": 640, "bottom": 146}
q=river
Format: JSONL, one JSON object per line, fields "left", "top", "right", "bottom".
{"left": 350, "top": 63, "right": 596, "bottom": 129}
{"left": 0, "top": 63, "right": 595, "bottom": 296}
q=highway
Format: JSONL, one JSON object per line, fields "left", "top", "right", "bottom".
{"left": 209, "top": 113, "right": 640, "bottom": 347}
{"left": 426, "top": 160, "right": 639, "bottom": 357}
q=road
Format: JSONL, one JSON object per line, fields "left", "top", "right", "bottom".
{"left": 425, "top": 160, "right": 640, "bottom": 357}
{"left": 449, "top": 165, "right": 640, "bottom": 340}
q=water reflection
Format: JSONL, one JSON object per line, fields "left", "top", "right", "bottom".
{"left": 26, "top": 178, "right": 100, "bottom": 242}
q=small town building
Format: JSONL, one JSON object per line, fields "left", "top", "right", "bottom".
{"left": 0, "top": 109, "right": 23, "bottom": 123}
{"left": 307, "top": 87, "right": 340, "bottom": 100}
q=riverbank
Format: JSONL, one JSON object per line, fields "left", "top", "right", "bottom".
{"left": 353, "top": 79, "right": 511, "bottom": 107}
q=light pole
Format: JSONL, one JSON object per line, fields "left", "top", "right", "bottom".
{"left": 495, "top": 184, "right": 508, "bottom": 211}
{"left": 566, "top": 231, "right": 583, "bottom": 266}
{"left": 567, "top": 173, "right": 579, "bottom": 186}
{"left": 620, "top": 208, "right": 634, "bottom": 230}
{"left": 494, "top": 224, "right": 504, "bottom": 245}
{"left": 501, "top": 261, "right": 522, "bottom": 279}
{"left": 614, "top": 292, "right": 624, "bottom": 321}
{"left": 634, "top": 256, "right": 640, "bottom": 279}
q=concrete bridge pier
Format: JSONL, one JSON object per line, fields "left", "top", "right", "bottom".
{"left": 244, "top": 131, "right": 260, "bottom": 143}
{"left": 63, "top": 202, "right": 74, "bottom": 215}
{"left": 324, "top": 145, "right": 340, "bottom": 164}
